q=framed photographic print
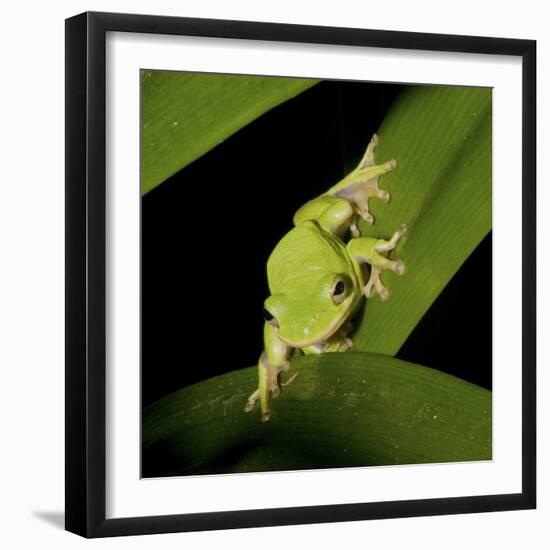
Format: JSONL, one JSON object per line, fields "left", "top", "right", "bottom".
{"left": 65, "top": 11, "right": 536, "bottom": 538}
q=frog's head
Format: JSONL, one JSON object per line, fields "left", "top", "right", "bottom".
{"left": 263, "top": 271, "right": 360, "bottom": 348}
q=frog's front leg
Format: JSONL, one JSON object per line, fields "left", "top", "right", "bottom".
{"left": 244, "top": 323, "right": 292, "bottom": 421}
{"left": 347, "top": 224, "right": 407, "bottom": 301}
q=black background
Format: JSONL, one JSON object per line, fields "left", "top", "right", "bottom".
{"left": 142, "top": 80, "right": 492, "bottom": 409}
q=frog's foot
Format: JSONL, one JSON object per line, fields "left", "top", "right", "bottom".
{"left": 333, "top": 159, "right": 395, "bottom": 226}
{"left": 353, "top": 160, "right": 395, "bottom": 223}
{"left": 325, "top": 134, "right": 396, "bottom": 226}
{"left": 244, "top": 354, "right": 289, "bottom": 421}
{"left": 364, "top": 262, "right": 405, "bottom": 302}
{"left": 363, "top": 225, "right": 407, "bottom": 301}
{"left": 364, "top": 266, "right": 389, "bottom": 301}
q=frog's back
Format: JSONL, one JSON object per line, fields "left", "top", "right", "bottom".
{"left": 267, "top": 220, "right": 352, "bottom": 293}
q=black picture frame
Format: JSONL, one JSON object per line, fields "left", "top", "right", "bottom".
{"left": 65, "top": 11, "right": 536, "bottom": 538}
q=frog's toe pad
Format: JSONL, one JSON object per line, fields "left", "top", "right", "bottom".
{"left": 378, "top": 189, "right": 391, "bottom": 203}
{"left": 359, "top": 210, "right": 374, "bottom": 225}
{"left": 394, "top": 260, "right": 405, "bottom": 275}
{"left": 378, "top": 286, "right": 390, "bottom": 302}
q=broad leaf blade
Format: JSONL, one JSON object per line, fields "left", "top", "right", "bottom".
{"left": 353, "top": 86, "right": 492, "bottom": 354}
{"left": 143, "top": 353, "right": 491, "bottom": 476}
{"left": 141, "top": 71, "right": 318, "bottom": 194}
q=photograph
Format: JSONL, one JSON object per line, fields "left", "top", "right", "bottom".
{"left": 140, "top": 70, "right": 493, "bottom": 478}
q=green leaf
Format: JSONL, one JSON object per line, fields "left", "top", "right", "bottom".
{"left": 141, "top": 71, "right": 318, "bottom": 195}
{"left": 352, "top": 86, "right": 492, "bottom": 354}
{"left": 142, "top": 353, "right": 491, "bottom": 476}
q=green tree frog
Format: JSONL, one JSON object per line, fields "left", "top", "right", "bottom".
{"left": 245, "top": 134, "right": 407, "bottom": 421}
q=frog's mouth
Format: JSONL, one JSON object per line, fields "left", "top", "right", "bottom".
{"left": 277, "top": 295, "right": 357, "bottom": 348}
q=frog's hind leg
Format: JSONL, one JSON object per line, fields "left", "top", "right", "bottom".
{"left": 293, "top": 195, "right": 356, "bottom": 238}
{"left": 293, "top": 134, "right": 395, "bottom": 234}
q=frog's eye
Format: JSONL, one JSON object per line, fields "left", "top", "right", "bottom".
{"left": 263, "top": 307, "right": 279, "bottom": 328}
{"left": 331, "top": 278, "right": 347, "bottom": 305}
